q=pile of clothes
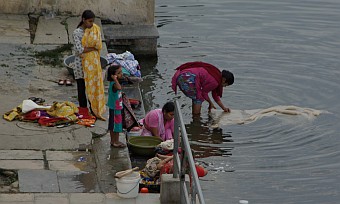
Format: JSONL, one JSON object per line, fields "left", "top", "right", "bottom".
{"left": 139, "top": 139, "right": 208, "bottom": 191}
{"left": 3, "top": 99, "right": 96, "bottom": 127}
{"left": 106, "top": 51, "right": 141, "bottom": 78}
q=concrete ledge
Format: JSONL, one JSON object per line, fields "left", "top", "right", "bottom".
{"left": 160, "top": 174, "right": 190, "bottom": 204}
{"left": 102, "top": 25, "right": 159, "bottom": 40}
{"left": 33, "top": 16, "right": 68, "bottom": 45}
{"left": 103, "top": 25, "right": 159, "bottom": 55}
{"left": 0, "top": 193, "right": 160, "bottom": 203}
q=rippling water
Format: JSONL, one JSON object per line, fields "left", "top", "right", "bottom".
{"left": 139, "top": 0, "right": 340, "bottom": 203}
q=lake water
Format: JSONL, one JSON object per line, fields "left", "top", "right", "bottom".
{"left": 139, "top": 0, "right": 340, "bottom": 203}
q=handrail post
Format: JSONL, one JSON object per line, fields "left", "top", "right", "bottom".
{"left": 173, "top": 101, "right": 180, "bottom": 178}
{"left": 172, "top": 100, "right": 205, "bottom": 204}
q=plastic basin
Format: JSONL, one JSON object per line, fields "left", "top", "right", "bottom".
{"left": 128, "top": 136, "right": 162, "bottom": 157}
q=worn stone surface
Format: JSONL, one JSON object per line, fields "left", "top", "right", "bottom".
{"left": 0, "top": 150, "right": 43, "bottom": 160}
{"left": 0, "top": 0, "right": 156, "bottom": 25}
{"left": 0, "top": 193, "right": 34, "bottom": 202}
{"left": 0, "top": 160, "right": 44, "bottom": 170}
{"left": 34, "top": 193, "right": 69, "bottom": 204}
{"left": 46, "top": 151, "right": 87, "bottom": 161}
{"left": 69, "top": 193, "right": 105, "bottom": 204}
{"left": 103, "top": 25, "right": 159, "bottom": 40}
{"left": 105, "top": 193, "right": 136, "bottom": 204}
{"left": 93, "top": 134, "right": 131, "bottom": 193}
{"left": 18, "top": 169, "right": 59, "bottom": 193}
{"left": 33, "top": 16, "right": 68, "bottom": 45}
{"left": 57, "top": 171, "right": 100, "bottom": 193}
{"left": 0, "top": 14, "right": 30, "bottom": 44}
{"left": 49, "top": 161, "right": 85, "bottom": 171}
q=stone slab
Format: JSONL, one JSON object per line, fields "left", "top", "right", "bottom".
{"left": 136, "top": 193, "right": 161, "bottom": 204}
{"left": 0, "top": 125, "right": 92, "bottom": 150}
{"left": 0, "top": 160, "right": 44, "bottom": 170}
{"left": 0, "top": 193, "right": 34, "bottom": 202}
{"left": 160, "top": 174, "right": 190, "bottom": 204}
{"left": 49, "top": 158, "right": 95, "bottom": 172}
{"left": 34, "top": 193, "right": 69, "bottom": 204}
{"left": 69, "top": 193, "right": 105, "bottom": 204}
{"left": 18, "top": 169, "right": 59, "bottom": 193}
{"left": 46, "top": 151, "right": 88, "bottom": 161}
{"left": 103, "top": 25, "right": 159, "bottom": 40}
{"left": 105, "top": 193, "right": 135, "bottom": 204}
{"left": 0, "top": 14, "right": 30, "bottom": 44}
{"left": 33, "top": 16, "right": 68, "bottom": 44}
{"left": 57, "top": 171, "right": 100, "bottom": 193}
{"left": 0, "top": 150, "right": 43, "bottom": 160}
{"left": 92, "top": 134, "right": 131, "bottom": 193}
{"left": 49, "top": 161, "right": 84, "bottom": 171}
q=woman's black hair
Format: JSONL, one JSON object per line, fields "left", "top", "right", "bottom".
{"left": 107, "top": 64, "right": 121, "bottom": 81}
{"left": 77, "top": 10, "right": 95, "bottom": 28}
{"left": 222, "top": 70, "right": 234, "bottom": 85}
{"left": 162, "top": 101, "right": 175, "bottom": 113}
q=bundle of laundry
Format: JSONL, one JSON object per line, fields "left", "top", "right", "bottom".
{"left": 3, "top": 99, "right": 80, "bottom": 127}
{"left": 106, "top": 51, "right": 141, "bottom": 78}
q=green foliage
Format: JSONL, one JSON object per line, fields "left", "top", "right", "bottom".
{"left": 34, "top": 44, "right": 73, "bottom": 66}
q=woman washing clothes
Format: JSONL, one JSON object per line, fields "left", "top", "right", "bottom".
{"left": 140, "top": 102, "right": 175, "bottom": 141}
{"left": 171, "top": 61, "right": 234, "bottom": 115}
{"left": 73, "top": 10, "right": 106, "bottom": 120}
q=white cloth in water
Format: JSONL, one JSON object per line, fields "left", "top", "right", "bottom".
{"left": 209, "top": 105, "right": 325, "bottom": 128}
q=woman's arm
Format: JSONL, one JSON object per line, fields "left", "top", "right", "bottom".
{"left": 212, "top": 90, "right": 230, "bottom": 112}
{"left": 147, "top": 127, "right": 159, "bottom": 137}
{"left": 216, "top": 100, "right": 230, "bottom": 112}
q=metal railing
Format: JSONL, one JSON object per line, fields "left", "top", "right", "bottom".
{"left": 173, "top": 100, "right": 205, "bottom": 204}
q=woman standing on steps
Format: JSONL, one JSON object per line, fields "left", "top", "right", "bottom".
{"left": 72, "top": 10, "right": 106, "bottom": 120}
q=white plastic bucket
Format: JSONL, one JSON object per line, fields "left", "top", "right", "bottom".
{"left": 115, "top": 172, "right": 140, "bottom": 198}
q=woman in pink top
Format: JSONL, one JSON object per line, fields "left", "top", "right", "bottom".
{"left": 171, "top": 62, "right": 234, "bottom": 115}
{"left": 140, "top": 102, "right": 175, "bottom": 141}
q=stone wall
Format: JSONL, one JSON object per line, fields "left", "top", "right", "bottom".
{"left": 0, "top": 0, "right": 154, "bottom": 25}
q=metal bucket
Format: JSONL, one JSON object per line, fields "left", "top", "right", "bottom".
{"left": 63, "top": 55, "right": 109, "bottom": 76}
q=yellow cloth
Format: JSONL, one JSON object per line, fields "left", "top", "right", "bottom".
{"left": 3, "top": 105, "right": 22, "bottom": 121}
{"left": 47, "top": 101, "right": 79, "bottom": 118}
{"left": 81, "top": 23, "right": 106, "bottom": 119}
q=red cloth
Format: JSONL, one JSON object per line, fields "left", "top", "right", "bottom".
{"left": 77, "top": 107, "right": 96, "bottom": 127}
{"left": 78, "top": 107, "right": 95, "bottom": 120}
{"left": 38, "top": 116, "right": 69, "bottom": 127}
{"left": 160, "top": 159, "right": 206, "bottom": 178}
{"left": 195, "top": 165, "right": 206, "bottom": 177}
{"left": 175, "top": 61, "right": 223, "bottom": 97}
{"left": 21, "top": 110, "right": 41, "bottom": 121}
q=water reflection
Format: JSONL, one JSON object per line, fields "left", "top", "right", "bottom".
{"left": 142, "top": 0, "right": 340, "bottom": 203}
